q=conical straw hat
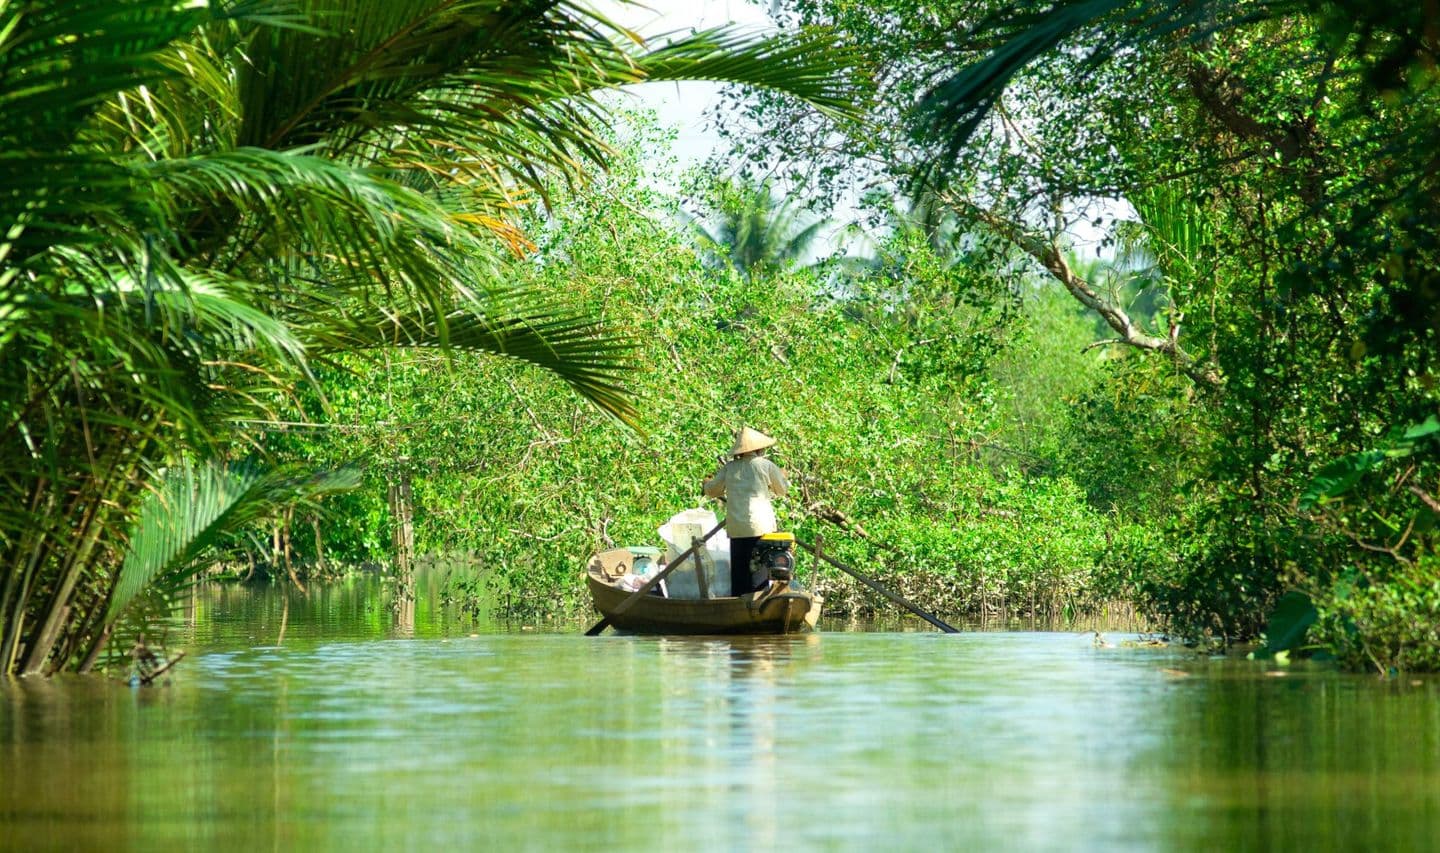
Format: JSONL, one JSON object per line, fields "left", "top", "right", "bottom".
{"left": 730, "top": 427, "right": 776, "bottom": 456}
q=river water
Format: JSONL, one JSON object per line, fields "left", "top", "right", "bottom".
{"left": 2, "top": 579, "right": 1438, "bottom": 851}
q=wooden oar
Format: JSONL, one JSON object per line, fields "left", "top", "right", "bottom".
{"left": 795, "top": 537, "right": 959, "bottom": 633}
{"left": 708, "top": 493, "right": 959, "bottom": 633}
{"left": 584, "top": 519, "right": 726, "bottom": 636}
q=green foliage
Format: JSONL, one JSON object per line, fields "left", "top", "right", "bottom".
{"left": 818, "top": 473, "right": 1112, "bottom": 619}
{"left": 989, "top": 283, "right": 1108, "bottom": 465}
{"left": 1314, "top": 557, "right": 1440, "bottom": 674}
{"left": 1261, "top": 591, "right": 1319, "bottom": 656}
{"left": 1053, "top": 357, "right": 1199, "bottom": 516}
{"left": 1298, "top": 417, "right": 1440, "bottom": 673}
{"left": 1300, "top": 417, "right": 1440, "bottom": 510}
{"left": 727, "top": 0, "right": 1440, "bottom": 668}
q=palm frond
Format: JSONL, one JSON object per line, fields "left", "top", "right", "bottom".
{"left": 210, "top": 3, "right": 867, "bottom": 209}
{"left": 0, "top": 0, "right": 209, "bottom": 145}
{"left": 689, "top": 178, "right": 831, "bottom": 277}
{"left": 779, "top": 218, "right": 828, "bottom": 264}
{"left": 0, "top": 151, "right": 152, "bottom": 261}
{"left": 149, "top": 146, "right": 498, "bottom": 312}
{"left": 230, "top": 1, "right": 630, "bottom": 151}
{"left": 0, "top": 0, "right": 216, "bottom": 262}
{"left": 311, "top": 299, "right": 640, "bottom": 427}
{"left": 911, "top": 0, "right": 1254, "bottom": 188}
{"left": 1127, "top": 183, "right": 1214, "bottom": 283}
{"left": 107, "top": 458, "right": 360, "bottom": 622}
{"left": 632, "top": 25, "right": 869, "bottom": 124}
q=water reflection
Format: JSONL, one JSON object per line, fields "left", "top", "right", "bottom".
{"left": 1145, "top": 667, "right": 1440, "bottom": 849}
{"left": 1, "top": 588, "right": 1438, "bottom": 851}
{"left": 722, "top": 637, "right": 818, "bottom": 849}
{"left": 175, "top": 570, "right": 487, "bottom": 650}
{"left": 637, "top": 636, "right": 821, "bottom": 850}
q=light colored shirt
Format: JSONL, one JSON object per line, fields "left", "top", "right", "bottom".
{"left": 702, "top": 455, "right": 789, "bottom": 538}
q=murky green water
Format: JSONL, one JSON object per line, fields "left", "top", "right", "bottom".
{"left": 3, "top": 579, "right": 1438, "bottom": 851}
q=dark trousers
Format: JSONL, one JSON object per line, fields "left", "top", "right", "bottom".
{"left": 730, "top": 536, "right": 760, "bottom": 595}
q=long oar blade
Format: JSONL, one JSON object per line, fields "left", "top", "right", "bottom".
{"left": 795, "top": 537, "right": 959, "bottom": 633}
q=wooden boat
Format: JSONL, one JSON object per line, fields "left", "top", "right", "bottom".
{"left": 586, "top": 548, "right": 822, "bottom": 634}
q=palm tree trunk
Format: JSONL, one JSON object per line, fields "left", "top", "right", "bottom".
{"left": 20, "top": 490, "right": 108, "bottom": 675}
{"left": 77, "top": 625, "right": 112, "bottom": 675}
{"left": 1, "top": 537, "right": 45, "bottom": 676}
{"left": 58, "top": 587, "right": 109, "bottom": 675}
{"left": 283, "top": 506, "right": 305, "bottom": 593}
{"left": 0, "top": 478, "right": 52, "bottom": 675}
{"left": 77, "top": 540, "right": 127, "bottom": 674}
{"left": 20, "top": 423, "right": 144, "bottom": 676}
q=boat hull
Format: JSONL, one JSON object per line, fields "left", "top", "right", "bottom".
{"left": 586, "top": 553, "right": 821, "bottom": 635}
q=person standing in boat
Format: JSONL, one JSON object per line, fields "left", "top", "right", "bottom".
{"left": 702, "top": 427, "right": 790, "bottom": 596}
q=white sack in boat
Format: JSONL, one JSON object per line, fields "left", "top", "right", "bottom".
{"left": 658, "top": 508, "right": 730, "bottom": 598}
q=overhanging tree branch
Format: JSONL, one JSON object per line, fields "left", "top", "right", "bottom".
{"left": 959, "top": 200, "right": 1223, "bottom": 388}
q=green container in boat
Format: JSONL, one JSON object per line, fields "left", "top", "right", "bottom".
{"left": 628, "top": 546, "right": 661, "bottom": 575}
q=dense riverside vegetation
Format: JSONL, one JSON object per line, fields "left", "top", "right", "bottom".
{"left": 2, "top": 1, "right": 1435, "bottom": 675}
{"left": 260, "top": 140, "right": 1129, "bottom": 624}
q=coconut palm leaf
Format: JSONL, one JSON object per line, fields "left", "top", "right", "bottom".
{"left": 145, "top": 149, "right": 639, "bottom": 421}
{"left": 1118, "top": 183, "right": 1214, "bottom": 286}
{"left": 310, "top": 299, "right": 641, "bottom": 427}
{"left": 633, "top": 25, "right": 867, "bottom": 124}
{"left": 21, "top": 258, "right": 307, "bottom": 356}
{"left": 688, "top": 179, "right": 831, "bottom": 278}
{"left": 149, "top": 147, "right": 485, "bottom": 302}
{"left": 213, "top": 2, "right": 867, "bottom": 208}
{"left": 0, "top": 0, "right": 298, "bottom": 259}
{"left": 221, "top": 0, "right": 646, "bottom": 211}
{"left": 106, "top": 458, "right": 360, "bottom": 622}
{"left": 0, "top": 0, "right": 208, "bottom": 145}
{"left": 911, "top": 0, "right": 1259, "bottom": 186}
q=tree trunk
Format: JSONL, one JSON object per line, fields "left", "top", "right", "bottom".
{"left": 389, "top": 461, "right": 415, "bottom": 576}
{"left": 21, "top": 488, "right": 108, "bottom": 676}
{"left": 389, "top": 459, "right": 415, "bottom": 633}
{"left": 1, "top": 480, "right": 53, "bottom": 675}
{"left": 960, "top": 200, "right": 1223, "bottom": 388}
{"left": 77, "top": 625, "right": 111, "bottom": 675}
{"left": 311, "top": 515, "right": 326, "bottom": 575}
{"left": 283, "top": 506, "right": 304, "bottom": 593}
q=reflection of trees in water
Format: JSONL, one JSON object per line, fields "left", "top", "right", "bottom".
{"left": 722, "top": 636, "right": 824, "bottom": 846}
{"left": 175, "top": 572, "right": 465, "bottom": 647}
{"left": 651, "top": 635, "right": 823, "bottom": 847}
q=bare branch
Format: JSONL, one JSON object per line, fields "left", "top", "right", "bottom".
{"left": 955, "top": 200, "right": 1222, "bottom": 388}
{"left": 887, "top": 338, "right": 933, "bottom": 384}
{"left": 1407, "top": 484, "right": 1440, "bottom": 515}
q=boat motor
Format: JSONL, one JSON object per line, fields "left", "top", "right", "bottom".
{"left": 753, "top": 532, "right": 796, "bottom": 586}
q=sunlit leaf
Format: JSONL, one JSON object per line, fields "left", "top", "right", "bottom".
{"left": 1262, "top": 591, "right": 1318, "bottom": 655}
{"left": 1299, "top": 449, "right": 1387, "bottom": 510}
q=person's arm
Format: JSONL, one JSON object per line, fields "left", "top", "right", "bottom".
{"left": 767, "top": 461, "right": 789, "bottom": 498}
{"left": 702, "top": 465, "right": 727, "bottom": 498}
